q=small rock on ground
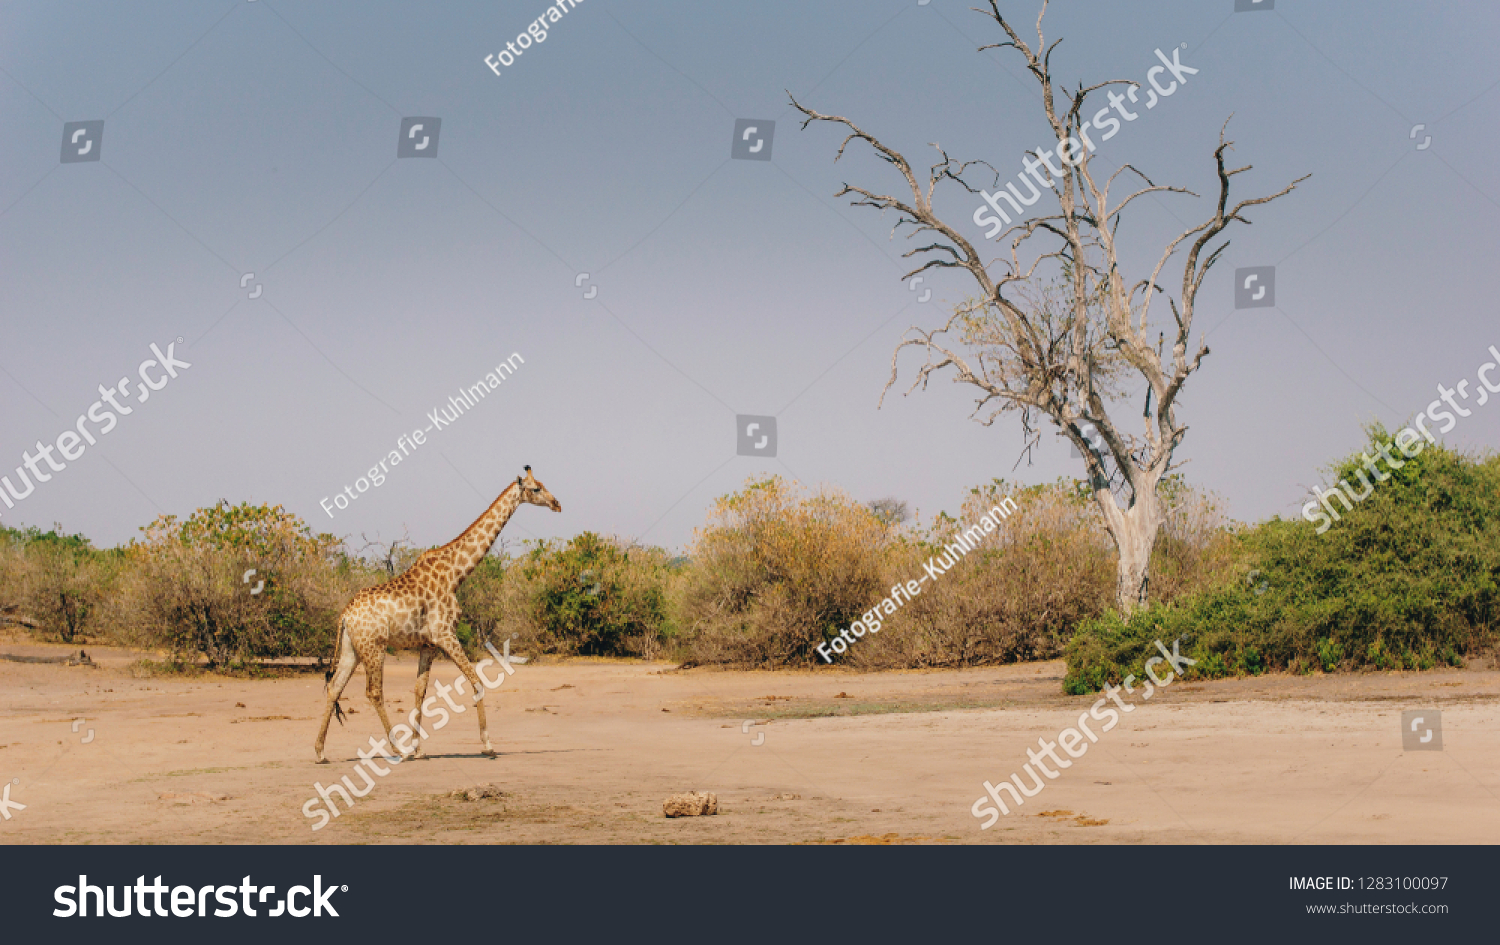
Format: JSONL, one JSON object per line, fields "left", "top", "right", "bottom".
{"left": 451, "top": 784, "right": 506, "bottom": 801}
{"left": 663, "top": 792, "right": 718, "bottom": 817}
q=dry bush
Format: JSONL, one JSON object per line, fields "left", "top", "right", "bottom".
{"left": 679, "top": 477, "right": 890, "bottom": 667}
{"left": 108, "top": 502, "right": 364, "bottom": 667}
{"left": 681, "top": 475, "right": 1235, "bottom": 670}
{"left": 455, "top": 554, "right": 528, "bottom": 653}
{"left": 22, "top": 543, "right": 115, "bottom": 642}
{"left": 0, "top": 530, "right": 33, "bottom": 632}
{"left": 0, "top": 527, "right": 118, "bottom": 642}
{"left": 1148, "top": 475, "right": 1240, "bottom": 603}
{"left": 849, "top": 480, "right": 1114, "bottom": 668}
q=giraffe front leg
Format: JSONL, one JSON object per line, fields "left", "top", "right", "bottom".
{"left": 449, "top": 653, "right": 496, "bottom": 758}
{"left": 430, "top": 636, "right": 496, "bottom": 757}
{"left": 472, "top": 678, "right": 495, "bottom": 758}
{"left": 423, "top": 604, "right": 498, "bottom": 759}
{"left": 411, "top": 647, "right": 436, "bottom": 759}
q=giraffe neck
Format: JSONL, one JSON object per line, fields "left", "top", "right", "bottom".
{"left": 437, "top": 484, "right": 523, "bottom": 589}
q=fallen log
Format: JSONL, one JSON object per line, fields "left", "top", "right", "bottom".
{"left": 0, "top": 608, "right": 41, "bottom": 629}
{"left": 0, "top": 649, "right": 93, "bottom": 666}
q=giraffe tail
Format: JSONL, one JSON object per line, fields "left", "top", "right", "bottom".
{"left": 326, "top": 616, "right": 347, "bottom": 727}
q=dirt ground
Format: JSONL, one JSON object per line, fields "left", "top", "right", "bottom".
{"left": 1, "top": 639, "right": 1497, "bottom": 844}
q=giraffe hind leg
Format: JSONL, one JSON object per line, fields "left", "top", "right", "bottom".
{"left": 362, "top": 646, "right": 406, "bottom": 759}
{"left": 314, "top": 625, "right": 360, "bottom": 764}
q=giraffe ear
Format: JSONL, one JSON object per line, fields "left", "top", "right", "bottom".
{"left": 516, "top": 476, "right": 523, "bottom": 487}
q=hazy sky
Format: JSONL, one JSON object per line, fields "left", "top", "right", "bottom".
{"left": 2, "top": 0, "right": 1497, "bottom": 554}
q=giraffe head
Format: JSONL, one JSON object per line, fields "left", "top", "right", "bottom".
{"left": 516, "top": 465, "right": 562, "bottom": 513}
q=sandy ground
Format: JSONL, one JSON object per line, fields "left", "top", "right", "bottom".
{"left": 0, "top": 639, "right": 1497, "bottom": 844}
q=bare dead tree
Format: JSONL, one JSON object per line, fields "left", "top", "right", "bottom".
{"left": 868, "top": 496, "right": 911, "bottom": 526}
{"left": 790, "top": 0, "right": 1306, "bottom": 616}
{"left": 359, "top": 529, "right": 419, "bottom": 578}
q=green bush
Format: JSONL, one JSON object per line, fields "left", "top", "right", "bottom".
{"left": 1064, "top": 426, "right": 1500, "bottom": 692}
{"left": 463, "top": 533, "right": 675, "bottom": 658}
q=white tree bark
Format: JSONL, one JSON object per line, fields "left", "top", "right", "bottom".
{"left": 1098, "top": 471, "right": 1161, "bottom": 614}
{"left": 791, "top": 0, "right": 1306, "bottom": 616}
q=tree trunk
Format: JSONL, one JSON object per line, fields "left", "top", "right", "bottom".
{"left": 1098, "top": 479, "right": 1163, "bottom": 618}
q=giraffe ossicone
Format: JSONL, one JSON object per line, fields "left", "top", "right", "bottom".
{"left": 313, "top": 467, "right": 562, "bottom": 764}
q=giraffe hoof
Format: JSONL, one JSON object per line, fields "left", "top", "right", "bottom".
{"left": 413, "top": 750, "right": 427, "bottom": 760}
{"left": 315, "top": 757, "right": 329, "bottom": 765}
{"left": 482, "top": 749, "right": 498, "bottom": 758}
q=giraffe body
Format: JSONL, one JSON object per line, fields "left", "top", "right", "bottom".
{"left": 314, "top": 467, "right": 561, "bottom": 764}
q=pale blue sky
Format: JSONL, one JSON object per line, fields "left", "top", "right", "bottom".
{"left": 1, "top": 0, "right": 1497, "bottom": 552}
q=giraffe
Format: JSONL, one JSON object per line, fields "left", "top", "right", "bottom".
{"left": 313, "top": 466, "right": 561, "bottom": 764}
